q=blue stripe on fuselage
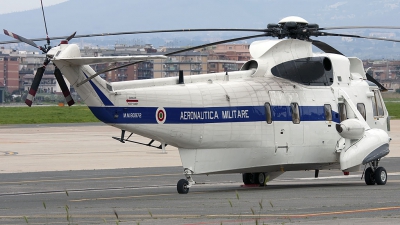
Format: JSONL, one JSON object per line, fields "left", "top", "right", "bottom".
{"left": 83, "top": 72, "right": 114, "bottom": 106}
{"left": 89, "top": 106, "right": 340, "bottom": 124}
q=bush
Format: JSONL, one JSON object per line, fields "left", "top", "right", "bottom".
{"left": 15, "top": 96, "right": 22, "bottom": 102}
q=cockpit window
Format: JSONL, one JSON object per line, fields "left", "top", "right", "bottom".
{"left": 357, "top": 103, "right": 366, "bottom": 120}
{"left": 373, "top": 90, "right": 385, "bottom": 117}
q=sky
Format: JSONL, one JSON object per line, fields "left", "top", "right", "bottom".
{"left": 0, "top": 0, "right": 68, "bottom": 14}
{"left": 0, "top": 0, "right": 399, "bottom": 59}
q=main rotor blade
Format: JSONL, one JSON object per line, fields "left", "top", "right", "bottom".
{"left": 54, "top": 67, "right": 75, "bottom": 106}
{"left": 0, "top": 28, "right": 266, "bottom": 45}
{"left": 311, "top": 40, "right": 344, "bottom": 55}
{"left": 66, "top": 31, "right": 76, "bottom": 41}
{"left": 166, "top": 34, "right": 266, "bottom": 56}
{"left": 316, "top": 31, "right": 400, "bottom": 42}
{"left": 72, "top": 28, "right": 267, "bottom": 39}
{"left": 3, "top": 29, "right": 41, "bottom": 49}
{"left": 76, "top": 33, "right": 266, "bottom": 87}
{"left": 319, "top": 26, "right": 400, "bottom": 30}
{"left": 40, "top": 0, "right": 50, "bottom": 45}
{"left": 365, "top": 68, "right": 388, "bottom": 92}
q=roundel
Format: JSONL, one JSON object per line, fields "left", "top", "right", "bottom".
{"left": 156, "top": 107, "right": 166, "bottom": 124}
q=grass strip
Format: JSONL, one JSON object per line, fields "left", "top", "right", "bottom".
{"left": 0, "top": 106, "right": 99, "bottom": 125}
{"left": 385, "top": 102, "right": 400, "bottom": 119}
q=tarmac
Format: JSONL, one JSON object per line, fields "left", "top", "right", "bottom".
{"left": 0, "top": 120, "right": 399, "bottom": 173}
{"left": 1, "top": 121, "right": 400, "bottom": 224}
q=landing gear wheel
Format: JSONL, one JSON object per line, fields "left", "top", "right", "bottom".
{"left": 374, "top": 167, "right": 387, "bottom": 185}
{"left": 242, "top": 173, "right": 252, "bottom": 185}
{"left": 258, "top": 173, "right": 266, "bottom": 186}
{"left": 364, "top": 167, "right": 375, "bottom": 185}
{"left": 177, "top": 179, "right": 189, "bottom": 194}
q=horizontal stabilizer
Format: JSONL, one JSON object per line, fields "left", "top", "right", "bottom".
{"left": 54, "top": 55, "right": 167, "bottom": 65}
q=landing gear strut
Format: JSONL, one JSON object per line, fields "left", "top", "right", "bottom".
{"left": 177, "top": 168, "right": 196, "bottom": 194}
{"left": 364, "top": 159, "right": 387, "bottom": 185}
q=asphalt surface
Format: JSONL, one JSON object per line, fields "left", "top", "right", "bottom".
{"left": 1, "top": 122, "right": 400, "bottom": 225}
{"left": 1, "top": 158, "right": 400, "bottom": 225}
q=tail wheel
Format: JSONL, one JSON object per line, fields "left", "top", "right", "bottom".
{"left": 177, "top": 179, "right": 189, "bottom": 194}
{"left": 374, "top": 167, "right": 387, "bottom": 185}
{"left": 364, "top": 167, "right": 375, "bottom": 185}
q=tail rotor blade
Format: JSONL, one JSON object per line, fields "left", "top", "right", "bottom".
{"left": 54, "top": 67, "right": 74, "bottom": 106}
{"left": 25, "top": 67, "right": 45, "bottom": 107}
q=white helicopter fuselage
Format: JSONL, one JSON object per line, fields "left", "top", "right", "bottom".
{"left": 51, "top": 38, "right": 390, "bottom": 177}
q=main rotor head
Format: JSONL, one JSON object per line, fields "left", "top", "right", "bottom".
{"left": 266, "top": 16, "right": 319, "bottom": 40}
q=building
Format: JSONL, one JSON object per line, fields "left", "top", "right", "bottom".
{"left": 363, "top": 60, "right": 400, "bottom": 91}
{"left": 22, "top": 71, "right": 70, "bottom": 94}
{"left": 153, "top": 50, "right": 208, "bottom": 78}
{"left": 206, "top": 44, "right": 251, "bottom": 73}
{"left": 0, "top": 53, "right": 20, "bottom": 93}
{"left": 210, "top": 44, "right": 251, "bottom": 61}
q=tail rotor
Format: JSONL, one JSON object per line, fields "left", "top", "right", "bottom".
{"left": 4, "top": 0, "right": 75, "bottom": 107}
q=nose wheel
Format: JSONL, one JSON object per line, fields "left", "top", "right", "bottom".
{"left": 177, "top": 168, "right": 196, "bottom": 194}
{"left": 177, "top": 179, "right": 189, "bottom": 194}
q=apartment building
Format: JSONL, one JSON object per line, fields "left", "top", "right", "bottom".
{"left": 0, "top": 53, "right": 20, "bottom": 93}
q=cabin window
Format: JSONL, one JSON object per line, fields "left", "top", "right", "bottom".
{"left": 324, "top": 104, "right": 332, "bottom": 121}
{"left": 264, "top": 102, "right": 272, "bottom": 124}
{"left": 290, "top": 103, "right": 300, "bottom": 124}
{"left": 357, "top": 103, "right": 366, "bottom": 120}
{"left": 338, "top": 103, "right": 347, "bottom": 122}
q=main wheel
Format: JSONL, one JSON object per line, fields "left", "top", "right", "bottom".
{"left": 374, "top": 167, "right": 387, "bottom": 185}
{"left": 364, "top": 167, "right": 375, "bottom": 185}
{"left": 242, "top": 173, "right": 254, "bottom": 185}
{"left": 258, "top": 173, "right": 266, "bottom": 186}
{"left": 177, "top": 179, "right": 189, "bottom": 194}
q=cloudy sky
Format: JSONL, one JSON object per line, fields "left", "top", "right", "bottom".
{"left": 0, "top": 0, "right": 68, "bottom": 14}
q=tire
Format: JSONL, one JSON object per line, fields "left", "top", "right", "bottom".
{"left": 242, "top": 173, "right": 252, "bottom": 185}
{"left": 364, "top": 167, "right": 375, "bottom": 185}
{"left": 177, "top": 179, "right": 189, "bottom": 194}
{"left": 374, "top": 167, "right": 387, "bottom": 185}
{"left": 251, "top": 173, "right": 259, "bottom": 184}
{"left": 258, "top": 173, "right": 266, "bottom": 186}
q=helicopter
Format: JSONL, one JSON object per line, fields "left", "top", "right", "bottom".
{"left": 1, "top": 5, "right": 398, "bottom": 194}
